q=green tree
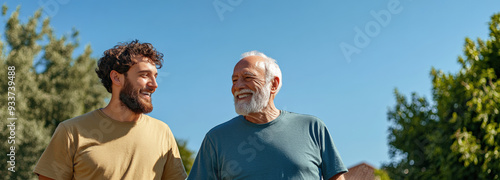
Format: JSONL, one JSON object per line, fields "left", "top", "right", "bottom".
{"left": 0, "top": 5, "right": 108, "bottom": 179}
{"left": 177, "top": 139, "right": 195, "bottom": 175}
{"left": 384, "top": 13, "right": 500, "bottom": 179}
{"left": 375, "top": 168, "right": 392, "bottom": 180}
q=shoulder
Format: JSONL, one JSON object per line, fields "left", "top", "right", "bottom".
{"left": 59, "top": 110, "right": 100, "bottom": 127}
{"left": 283, "top": 111, "right": 326, "bottom": 126}
{"left": 205, "top": 115, "right": 243, "bottom": 136}
{"left": 47, "top": 111, "right": 99, "bottom": 142}
{"left": 141, "top": 114, "right": 172, "bottom": 131}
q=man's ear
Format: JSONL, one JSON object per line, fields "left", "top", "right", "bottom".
{"left": 270, "top": 76, "right": 280, "bottom": 94}
{"left": 110, "top": 70, "right": 125, "bottom": 87}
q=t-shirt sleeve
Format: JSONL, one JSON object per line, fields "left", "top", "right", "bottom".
{"left": 162, "top": 129, "right": 188, "bottom": 180}
{"left": 319, "top": 123, "right": 348, "bottom": 179}
{"left": 187, "top": 135, "right": 218, "bottom": 180}
{"left": 33, "top": 123, "right": 74, "bottom": 180}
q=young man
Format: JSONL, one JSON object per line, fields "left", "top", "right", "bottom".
{"left": 34, "top": 40, "right": 187, "bottom": 180}
{"left": 188, "top": 51, "right": 347, "bottom": 180}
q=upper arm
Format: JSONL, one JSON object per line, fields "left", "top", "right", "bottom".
{"left": 329, "top": 173, "right": 345, "bottom": 180}
{"left": 317, "top": 121, "right": 348, "bottom": 178}
{"left": 187, "top": 135, "right": 218, "bottom": 180}
{"left": 161, "top": 129, "right": 188, "bottom": 180}
{"left": 38, "top": 174, "right": 54, "bottom": 180}
{"left": 33, "top": 124, "right": 74, "bottom": 179}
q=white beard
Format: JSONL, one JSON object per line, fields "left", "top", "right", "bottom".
{"left": 234, "top": 83, "right": 271, "bottom": 115}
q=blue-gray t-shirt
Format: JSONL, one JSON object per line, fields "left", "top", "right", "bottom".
{"left": 188, "top": 110, "right": 347, "bottom": 180}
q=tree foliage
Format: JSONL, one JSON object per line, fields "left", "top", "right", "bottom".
{"left": 0, "top": 6, "right": 108, "bottom": 179}
{"left": 375, "top": 168, "right": 392, "bottom": 180}
{"left": 384, "top": 13, "right": 500, "bottom": 179}
{"left": 177, "top": 139, "right": 195, "bottom": 175}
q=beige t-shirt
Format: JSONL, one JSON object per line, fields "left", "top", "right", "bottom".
{"left": 34, "top": 110, "right": 187, "bottom": 180}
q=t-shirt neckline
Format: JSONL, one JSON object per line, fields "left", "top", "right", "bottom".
{"left": 240, "top": 110, "right": 287, "bottom": 127}
{"left": 96, "top": 109, "right": 145, "bottom": 126}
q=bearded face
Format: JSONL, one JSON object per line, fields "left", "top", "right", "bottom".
{"left": 119, "top": 76, "right": 154, "bottom": 114}
{"left": 233, "top": 82, "right": 272, "bottom": 116}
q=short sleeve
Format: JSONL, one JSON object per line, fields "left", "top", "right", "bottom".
{"left": 162, "top": 128, "right": 188, "bottom": 180}
{"left": 33, "top": 123, "right": 74, "bottom": 180}
{"left": 187, "top": 135, "right": 218, "bottom": 180}
{"left": 319, "top": 124, "right": 348, "bottom": 179}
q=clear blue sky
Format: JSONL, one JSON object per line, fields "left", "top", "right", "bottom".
{"left": 3, "top": 0, "right": 500, "bottom": 169}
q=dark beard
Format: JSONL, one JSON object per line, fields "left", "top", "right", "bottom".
{"left": 119, "top": 78, "right": 153, "bottom": 114}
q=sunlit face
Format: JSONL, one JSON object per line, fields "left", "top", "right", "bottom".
{"left": 119, "top": 56, "right": 158, "bottom": 114}
{"left": 231, "top": 56, "right": 272, "bottom": 115}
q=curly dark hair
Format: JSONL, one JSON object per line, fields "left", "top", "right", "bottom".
{"left": 95, "top": 39, "right": 164, "bottom": 93}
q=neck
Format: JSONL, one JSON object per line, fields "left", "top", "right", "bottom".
{"left": 101, "top": 94, "right": 142, "bottom": 122}
{"left": 244, "top": 101, "right": 280, "bottom": 124}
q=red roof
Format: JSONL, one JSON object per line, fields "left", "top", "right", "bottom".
{"left": 343, "top": 162, "right": 376, "bottom": 180}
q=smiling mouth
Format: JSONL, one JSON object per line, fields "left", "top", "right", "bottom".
{"left": 234, "top": 92, "right": 253, "bottom": 100}
{"left": 140, "top": 91, "right": 152, "bottom": 98}
{"left": 238, "top": 94, "right": 250, "bottom": 98}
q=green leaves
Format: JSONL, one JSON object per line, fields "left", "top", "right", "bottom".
{"left": 0, "top": 5, "right": 108, "bottom": 179}
{"left": 451, "top": 128, "right": 480, "bottom": 167}
{"left": 177, "top": 139, "right": 195, "bottom": 175}
{"left": 385, "top": 13, "right": 500, "bottom": 180}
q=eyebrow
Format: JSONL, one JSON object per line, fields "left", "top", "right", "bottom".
{"left": 243, "top": 72, "right": 256, "bottom": 76}
{"left": 138, "top": 70, "right": 158, "bottom": 76}
{"left": 232, "top": 72, "right": 256, "bottom": 79}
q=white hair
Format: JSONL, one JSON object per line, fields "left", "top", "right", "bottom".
{"left": 241, "top": 50, "right": 282, "bottom": 94}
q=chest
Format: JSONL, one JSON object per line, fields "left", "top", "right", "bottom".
{"left": 72, "top": 128, "right": 166, "bottom": 178}
{"left": 217, "top": 129, "right": 322, "bottom": 179}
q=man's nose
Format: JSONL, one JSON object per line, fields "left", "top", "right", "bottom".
{"left": 149, "top": 76, "right": 158, "bottom": 90}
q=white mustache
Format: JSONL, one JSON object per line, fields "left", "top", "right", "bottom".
{"left": 234, "top": 89, "right": 254, "bottom": 98}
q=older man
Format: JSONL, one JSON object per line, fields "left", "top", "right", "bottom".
{"left": 34, "top": 40, "right": 187, "bottom": 180}
{"left": 188, "top": 51, "right": 347, "bottom": 180}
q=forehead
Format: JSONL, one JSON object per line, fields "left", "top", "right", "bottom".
{"left": 233, "top": 56, "right": 266, "bottom": 76}
{"left": 129, "top": 55, "right": 158, "bottom": 73}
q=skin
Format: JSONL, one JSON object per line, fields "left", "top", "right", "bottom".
{"left": 232, "top": 55, "right": 345, "bottom": 179}
{"left": 38, "top": 55, "right": 158, "bottom": 180}
{"left": 330, "top": 173, "right": 346, "bottom": 180}
{"left": 101, "top": 55, "right": 158, "bottom": 122}
{"left": 232, "top": 56, "right": 280, "bottom": 124}
{"left": 38, "top": 175, "right": 52, "bottom": 180}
